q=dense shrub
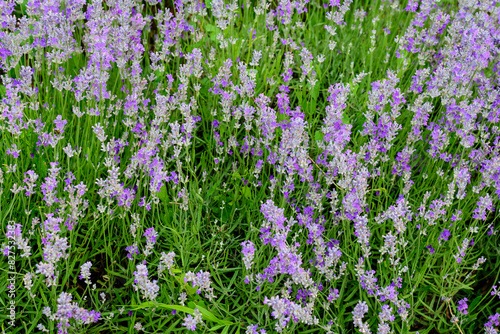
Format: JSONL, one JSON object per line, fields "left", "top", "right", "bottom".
{"left": 1, "top": 0, "right": 500, "bottom": 333}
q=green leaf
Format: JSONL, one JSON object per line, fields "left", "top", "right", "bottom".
{"left": 484, "top": 67, "right": 493, "bottom": 78}
{"left": 154, "top": 69, "right": 162, "bottom": 80}
{"left": 131, "top": 302, "right": 194, "bottom": 314}
{"left": 158, "top": 185, "right": 168, "bottom": 202}
{"left": 202, "top": 77, "right": 211, "bottom": 86}
{"left": 314, "top": 130, "right": 324, "bottom": 142}
{"left": 468, "top": 295, "right": 482, "bottom": 312}
{"left": 342, "top": 113, "right": 350, "bottom": 125}
{"left": 209, "top": 325, "right": 226, "bottom": 332}
{"left": 175, "top": 273, "right": 198, "bottom": 295}
{"left": 312, "top": 84, "right": 320, "bottom": 100}
{"left": 196, "top": 304, "right": 233, "bottom": 325}
{"left": 350, "top": 83, "right": 359, "bottom": 96}
{"left": 205, "top": 24, "right": 217, "bottom": 32}
{"left": 242, "top": 186, "right": 251, "bottom": 200}
{"left": 135, "top": 301, "right": 234, "bottom": 326}
{"left": 205, "top": 23, "right": 220, "bottom": 41}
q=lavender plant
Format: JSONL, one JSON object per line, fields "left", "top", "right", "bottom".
{"left": 1, "top": 0, "right": 500, "bottom": 333}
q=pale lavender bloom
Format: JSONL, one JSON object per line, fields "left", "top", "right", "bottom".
{"left": 455, "top": 166, "right": 470, "bottom": 200}
{"left": 241, "top": 241, "right": 255, "bottom": 270}
{"left": 143, "top": 227, "right": 158, "bottom": 256}
{"left": 236, "top": 61, "right": 256, "bottom": 97}
{"left": 158, "top": 251, "right": 176, "bottom": 275}
{"left": 53, "top": 115, "right": 67, "bottom": 134}
{"left": 23, "top": 272, "right": 35, "bottom": 297}
{"left": 41, "top": 235, "right": 70, "bottom": 263}
{"left": 40, "top": 162, "right": 61, "bottom": 206}
{"left": 63, "top": 143, "right": 79, "bottom": 158}
{"left": 184, "top": 270, "right": 216, "bottom": 301}
{"left": 250, "top": 50, "right": 262, "bottom": 67}
{"left": 184, "top": 48, "right": 203, "bottom": 79}
{"left": 52, "top": 291, "right": 100, "bottom": 332}
{"left": 377, "top": 322, "right": 392, "bottom": 334}
{"left": 134, "top": 322, "right": 144, "bottom": 331}
{"left": 23, "top": 170, "right": 38, "bottom": 197}
{"left": 392, "top": 146, "right": 415, "bottom": 177}
{"left": 79, "top": 261, "right": 92, "bottom": 285}
{"left": 6, "top": 143, "right": 20, "bottom": 158}
{"left": 473, "top": 194, "right": 494, "bottom": 221}
{"left": 352, "top": 301, "right": 370, "bottom": 331}
{"left": 298, "top": 48, "right": 313, "bottom": 78}
{"left": 453, "top": 238, "right": 470, "bottom": 263}
{"left": 246, "top": 324, "right": 261, "bottom": 334}
{"left": 5, "top": 222, "right": 31, "bottom": 257}
{"left": 182, "top": 308, "right": 203, "bottom": 331}
{"left": 92, "top": 123, "right": 107, "bottom": 142}
{"left": 183, "top": 314, "right": 197, "bottom": 331}
{"left": 376, "top": 196, "right": 411, "bottom": 234}
{"left": 178, "top": 292, "right": 187, "bottom": 306}
{"left": 263, "top": 295, "right": 318, "bottom": 332}
{"left": 327, "top": 289, "right": 340, "bottom": 302}
{"left": 177, "top": 187, "right": 189, "bottom": 211}
{"left": 408, "top": 99, "right": 432, "bottom": 143}
{"left": 132, "top": 264, "right": 159, "bottom": 301}
{"left": 353, "top": 215, "right": 371, "bottom": 247}
{"left": 492, "top": 282, "right": 500, "bottom": 299}
{"left": 321, "top": 83, "right": 352, "bottom": 153}
{"left": 22, "top": 170, "right": 38, "bottom": 196}
{"left": 35, "top": 262, "right": 56, "bottom": 287}
{"left": 378, "top": 304, "right": 395, "bottom": 323}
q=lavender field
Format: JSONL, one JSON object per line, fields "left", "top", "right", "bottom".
{"left": 1, "top": 0, "right": 500, "bottom": 333}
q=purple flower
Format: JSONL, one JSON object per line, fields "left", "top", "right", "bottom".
{"left": 241, "top": 241, "right": 255, "bottom": 270}
{"left": 360, "top": 270, "right": 379, "bottom": 295}
{"left": 182, "top": 308, "right": 203, "bottom": 331}
{"left": 183, "top": 271, "right": 216, "bottom": 301}
{"left": 79, "top": 261, "right": 92, "bottom": 285}
{"left": 126, "top": 244, "right": 139, "bottom": 260}
{"left": 484, "top": 313, "right": 499, "bottom": 331}
{"left": 143, "top": 228, "right": 158, "bottom": 245}
{"left": 53, "top": 115, "right": 67, "bottom": 134}
{"left": 352, "top": 301, "right": 369, "bottom": 330}
{"left": 405, "top": 0, "right": 418, "bottom": 12}
{"left": 132, "top": 264, "right": 159, "bottom": 301}
{"left": 457, "top": 298, "right": 468, "bottom": 315}
{"left": 40, "top": 162, "right": 61, "bottom": 206}
{"left": 473, "top": 195, "right": 494, "bottom": 221}
{"left": 439, "top": 229, "right": 451, "bottom": 242}
{"left": 328, "top": 289, "right": 340, "bottom": 302}
{"left": 6, "top": 144, "right": 20, "bottom": 158}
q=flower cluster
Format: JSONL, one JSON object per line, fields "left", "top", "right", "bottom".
{"left": 184, "top": 270, "right": 217, "bottom": 302}
{"left": 133, "top": 264, "right": 160, "bottom": 301}
{"left": 79, "top": 261, "right": 92, "bottom": 285}
{"left": 182, "top": 308, "right": 204, "bottom": 331}
{"left": 1, "top": 0, "right": 500, "bottom": 332}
